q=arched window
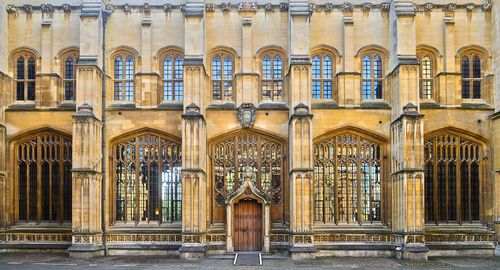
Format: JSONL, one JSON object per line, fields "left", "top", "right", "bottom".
{"left": 162, "top": 53, "right": 183, "bottom": 101}
{"left": 312, "top": 53, "right": 334, "bottom": 99}
{"left": 261, "top": 53, "right": 283, "bottom": 101}
{"left": 113, "top": 55, "right": 134, "bottom": 101}
{"left": 64, "top": 55, "right": 77, "bottom": 101}
{"left": 113, "top": 131, "right": 181, "bottom": 224}
{"left": 362, "top": 53, "right": 383, "bottom": 100}
{"left": 16, "top": 131, "right": 72, "bottom": 223}
{"left": 211, "top": 53, "right": 233, "bottom": 101}
{"left": 417, "top": 50, "right": 434, "bottom": 100}
{"left": 15, "top": 54, "right": 36, "bottom": 101}
{"left": 314, "top": 131, "right": 382, "bottom": 223}
{"left": 210, "top": 130, "right": 286, "bottom": 223}
{"left": 424, "top": 132, "right": 481, "bottom": 223}
{"left": 461, "top": 52, "right": 483, "bottom": 99}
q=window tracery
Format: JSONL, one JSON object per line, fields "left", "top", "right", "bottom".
{"left": 312, "top": 52, "right": 334, "bottom": 99}
{"left": 461, "top": 51, "right": 484, "bottom": 99}
{"left": 261, "top": 52, "right": 284, "bottom": 101}
{"left": 15, "top": 52, "right": 36, "bottom": 101}
{"left": 361, "top": 53, "right": 383, "bottom": 100}
{"left": 417, "top": 50, "right": 435, "bottom": 100}
{"left": 211, "top": 53, "right": 233, "bottom": 101}
{"left": 113, "top": 53, "right": 135, "bottom": 101}
{"left": 162, "top": 51, "right": 183, "bottom": 101}
{"left": 64, "top": 53, "right": 78, "bottom": 101}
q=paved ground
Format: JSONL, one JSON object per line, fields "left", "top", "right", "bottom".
{"left": 0, "top": 253, "right": 499, "bottom": 269}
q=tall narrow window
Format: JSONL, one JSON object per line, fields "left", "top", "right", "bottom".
{"left": 418, "top": 53, "right": 433, "bottom": 99}
{"left": 212, "top": 54, "right": 233, "bottom": 101}
{"left": 114, "top": 131, "right": 182, "bottom": 224}
{"left": 312, "top": 53, "right": 334, "bottom": 99}
{"left": 113, "top": 54, "right": 134, "bottom": 101}
{"left": 461, "top": 52, "right": 483, "bottom": 99}
{"left": 64, "top": 56, "right": 77, "bottom": 100}
{"left": 15, "top": 55, "right": 36, "bottom": 101}
{"left": 362, "top": 54, "right": 383, "bottom": 100}
{"left": 424, "top": 132, "right": 481, "bottom": 223}
{"left": 16, "top": 131, "right": 72, "bottom": 223}
{"left": 162, "top": 53, "right": 184, "bottom": 101}
{"left": 314, "top": 131, "right": 382, "bottom": 224}
{"left": 261, "top": 54, "right": 283, "bottom": 101}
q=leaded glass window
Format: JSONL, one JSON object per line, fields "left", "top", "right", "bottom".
{"left": 424, "top": 133, "right": 481, "bottom": 223}
{"left": 418, "top": 53, "right": 433, "bottom": 99}
{"left": 461, "top": 53, "right": 483, "bottom": 99}
{"left": 15, "top": 55, "right": 36, "bottom": 101}
{"left": 16, "top": 131, "right": 72, "bottom": 223}
{"left": 312, "top": 53, "right": 334, "bottom": 99}
{"left": 113, "top": 131, "right": 182, "bottom": 224}
{"left": 114, "top": 54, "right": 135, "bottom": 101}
{"left": 262, "top": 54, "right": 284, "bottom": 101}
{"left": 163, "top": 53, "right": 184, "bottom": 101}
{"left": 64, "top": 55, "right": 77, "bottom": 101}
{"left": 314, "top": 131, "right": 382, "bottom": 224}
{"left": 362, "top": 54, "right": 383, "bottom": 100}
{"left": 212, "top": 54, "right": 233, "bottom": 101}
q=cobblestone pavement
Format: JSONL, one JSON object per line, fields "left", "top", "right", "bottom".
{"left": 0, "top": 253, "right": 499, "bottom": 269}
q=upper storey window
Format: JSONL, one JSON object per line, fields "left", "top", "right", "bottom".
{"left": 362, "top": 53, "right": 383, "bottom": 100}
{"left": 16, "top": 54, "right": 36, "bottom": 101}
{"left": 162, "top": 53, "right": 183, "bottom": 101}
{"left": 114, "top": 55, "right": 134, "bottom": 101}
{"left": 64, "top": 54, "right": 78, "bottom": 101}
{"left": 312, "top": 53, "right": 334, "bottom": 99}
{"left": 461, "top": 53, "right": 483, "bottom": 99}
{"left": 418, "top": 53, "right": 434, "bottom": 100}
{"left": 261, "top": 53, "right": 283, "bottom": 102}
{"left": 212, "top": 54, "right": 233, "bottom": 101}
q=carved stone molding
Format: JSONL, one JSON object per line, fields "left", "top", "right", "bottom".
{"left": 221, "top": 2, "right": 232, "bottom": 11}
{"left": 363, "top": 2, "right": 373, "bottom": 11}
{"left": 41, "top": 4, "right": 53, "bottom": 14}
{"left": 465, "top": 3, "right": 475, "bottom": 11}
{"left": 143, "top": 2, "right": 151, "bottom": 14}
{"left": 3, "top": 233, "right": 72, "bottom": 243}
{"left": 279, "top": 2, "right": 288, "bottom": 11}
{"left": 123, "top": 3, "right": 130, "bottom": 14}
{"left": 6, "top": 4, "right": 17, "bottom": 14}
{"left": 482, "top": 3, "right": 491, "bottom": 11}
{"left": 23, "top": 4, "right": 33, "bottom": 14}
{"left": 62, "top": 3, "right": 71, "bottom": 13}
{"left": 264, "top": 3, "right": 273, "bottom": 11}
{"left": 238, "top": 2, "right": 256, "bottom": 12}
{"left": 324, "top": 3, "right": 334, "bottom": 12}
{"left": 380, "top": 3, "right": 390, "bottom": 11}
{"left": 107, "top": 234, "right": 182, "bottom": 243}
{"left": 443, "top": 3, "right": 456, "bottom": 12}
{"left": 163, "top": 4, "right": 172, "bottom": 12}
{"left": 342, "top": 2, "right": 353, "bottom": 12}
{"left": 423, "top": 3, "right": 433, "bottom": 12}
{"left": 205, "top": 3, "right": 215, "bottom": 12}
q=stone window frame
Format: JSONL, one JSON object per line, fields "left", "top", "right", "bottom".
{"left": 158, "top": 47, "right": 184, "bottom": 102}
{"left": 312, "top": 126, "right": 386, "bottom": 225}
{"left": 57, "top": 47, "right": 79, "bottom": 102}
{"left": 10, "top": 47, "right": 40, "bottom": 103}
{"left": 208, "top": 47, "right": 237, "bottom": 102}
{"left": 356, "top": 45, "right": 388, "bottom": 102}
{"left": 416, "top": 47, "right": 438, "bottom": 101}
{"left": 109, "top": 46, "right": 140, "bottom": 103}
{"left": 310, "top": 46, "right": 340, "bottom": 101}
{"left": 11, "top": 128, "right": 73, "bottom": 225}
{"left": 424, "top": 127, "right": 486, "bottom": 225}
{"left": 458, "top": 47, "right": 488, "bottom": 101}
{"left": 257, "top": 47, "right": 287, "bottom": 103}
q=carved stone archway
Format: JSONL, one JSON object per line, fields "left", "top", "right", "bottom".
{"left": 225, "top": 168, "right": 270, "bottom": 253}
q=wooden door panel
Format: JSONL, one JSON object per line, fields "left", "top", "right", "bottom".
{"left": 234, "top": 199, "right": 262, "bottom": 251}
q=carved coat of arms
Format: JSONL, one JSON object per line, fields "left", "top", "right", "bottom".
{"left": 238, "top": 103, "right": 256, "bottom": 128}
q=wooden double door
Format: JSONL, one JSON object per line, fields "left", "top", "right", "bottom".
{"left": 234, "top": 199, "right": 262, "bottom": 251}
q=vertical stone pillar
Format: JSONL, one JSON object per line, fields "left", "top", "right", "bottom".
{"left": 442, "top": 9, "right": 456, "bottom": 106}
{"left": 0, "top": 122, "right": 6, "bottom": 230}
{"left": 39, "top": 14, "right": 57, "bottom": 108}
{"left": 388, "top": 0, "right": 428, "bottom": 261}
{"left": 68, "top": 0, "right": 105, "bottom": 258}
{"left": 137, "top": 11, "right": 158, "bottom": 108}
{"left": 338, "top": 5, "right": 359, "bottom": 106}
{"left": 288, "top": 0, "right": 316, "bottom": 260}
{"left": 179, "top": 0, "right": 207, "bottom": 260}
{"left": 0, "top": 0, "right": 6, "bottom": 231}
{"left": 240, "top": 17, "right": 255, "bottom": 104}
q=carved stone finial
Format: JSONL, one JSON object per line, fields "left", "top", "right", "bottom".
{"left": 239, "top": 2, "right": 256, "bottom": 12}
{"left": 163, "top": 4, "right": 172, "bottom": 12}
{"left": 466, "top": 3, "right": 475, "bottom": 11}
{"left": 205, "top": 3, "right": 215, "bottom": 12}
{"left": 23, "top": 4, "right": 33, "bottom": 14}
{"left": 380, "top": 3, "right": 390, "bottom": 11}
{"left": 342, "top": 2, "right": 353, "bottom": 12}
{"left": 41, "top": 4, "right": 54, "bottom": 14}
{"left": 363, "top": 2, "right": 373, "bottom": 11}
{"left": 123, "top": 4, "right": 130, "bottom": 14}
{"left": 443, "top": 3, "right": 456, "bottom": 12}
{"left": 221, "top": 2, "right": 232, "bottom": 11}
{"left": 62, "top": 3, "right": 71, "bottom": 13}
{"left": 324, "top": 3, "right": 334, "bottom": 12}
{"left": 482, "top": 3, "right": 491, "bottom": 11}
{"left": 279, "top": 2, "right": 288, "bottom": 11}
{"left": 6, "top": 4, "right": 17, "bottom": 14}
{"left": 424, "top": 3, "right": 433, "bottom": 12}
{"left": 265, "top": 3, "right": 273, "bottom": 11}
{"left": 143, "top": 3, "right": 151, "bottom": 13}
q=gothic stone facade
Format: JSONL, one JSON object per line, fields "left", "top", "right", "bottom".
{"left": 0, "top": 0, "right": 500, "bottom": 261}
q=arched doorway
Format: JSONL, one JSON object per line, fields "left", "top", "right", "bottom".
{"left": 233, "top": 199, "right": 262, "bottom": 251}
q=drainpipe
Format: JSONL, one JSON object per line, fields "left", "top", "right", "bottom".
{"left": 101, "top": 8, "right": 110, "bottom": 256}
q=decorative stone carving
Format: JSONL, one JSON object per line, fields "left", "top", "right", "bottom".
{"left": 239, "top": 2, "right": 256, "bottom": 12}
{"left": 308, "top": 3, "right": 316, "bottom": 12}
{"left": 205, "top": 3, "right": 215, "bottom": 12}
{"left": 238, "top": 103, "right": 256, "bottom": 129}
{"left": 443, "top": 3, "right": 455, "bottom": 12}
{"left": 221, "top": 3, "right": 232, "bottom": 11}
{"left": 6, "top": 4, "right": 17, "bottom": 14}
{"left": 424, "top": 3, "right": 433, "bottom": 12}
{"left": 143, "top": 2, "right": 150, "bottom": 14}
{"left": 62, "top": 3, "right": 71, "bottom": 13}
{"left": 123, "top": 4, "right": 130, "bottom": 14}
{"left": 363, "top": 2, "right": 372, "bottom": 11}
{"left": 41, "top": 4, "right": 53, "bottom": 14}
{"left": 163, "top": 4, "right": 172, "bottom": 12}
{"left": 482, "top": 3, "right": 491, "bottom": 11}
{"left": 380, "top": 3, "right": 390, "bottom": 11}
{"left": 180, "top": 4, "right": 186, "bottom": 12}
{"left": 265, "top": 3, "right": 273, "bottom": 11}
{"left": 466, "top": 3, "right": 475, "bottom": 11}
{"left": 342, "top": 2, "right": 353, "bottom": 12}
{"left": 279, "top": 2, "right": 288, "bottom": 11}
{"left": 23, "top": 4, "right": 33, "bottom": 14}
{"left": 324, "top": 3, "right": 334, "bottom": 12}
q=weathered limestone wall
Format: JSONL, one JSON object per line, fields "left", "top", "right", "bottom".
{"left": 491, "top": 0, "right": 500, "bottom": 242}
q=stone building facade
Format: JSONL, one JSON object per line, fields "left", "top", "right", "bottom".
{"left": 0, "top": 0, "right": 499, "bottom": 261}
